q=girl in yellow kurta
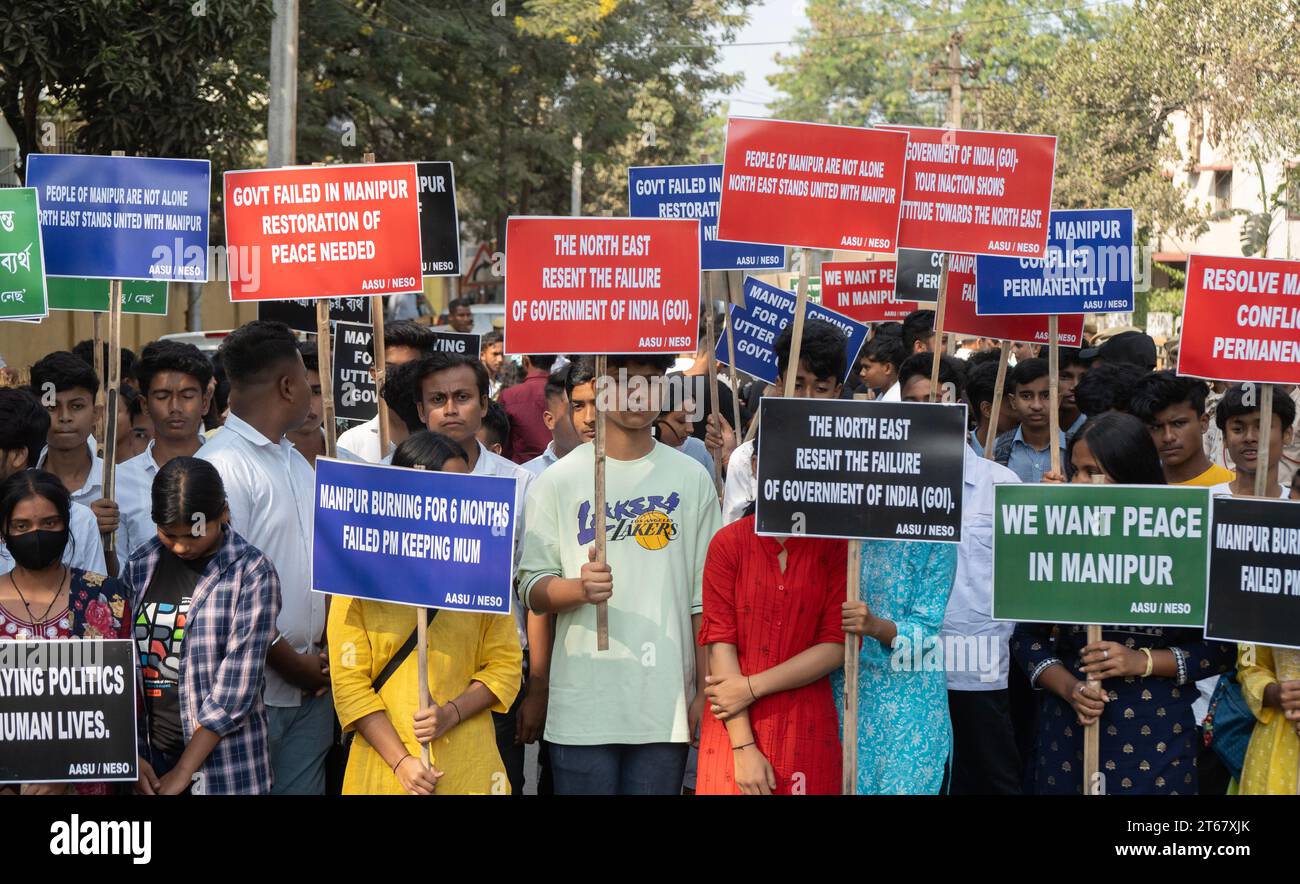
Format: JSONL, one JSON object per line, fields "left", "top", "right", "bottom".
{"left": 327, "top": 431, "right": 522, "bottom": 795}
{"left": 1237, "top": 643, "right": 1300, "bottom": 795}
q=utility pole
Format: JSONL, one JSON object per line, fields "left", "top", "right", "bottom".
{"left": 268, "top": 0, "right": 299, "bottom": 169}
{"left": 946, "top": 32, "right": 963, "bottom": 128}
{"left": 571, "top": 132, "right": 583, "bottom": 216}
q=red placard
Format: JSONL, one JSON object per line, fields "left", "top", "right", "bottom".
{"left": 717, "top": 117, "right": 909, "bottom": 252}
{"left": 880, "top": 126, "right": 1056, "bottom": 259}
{"left": 504, "top": 216, "right": 699, "bottom": 355}
{"left": 944, "top": 253, "right": 1084, "bottom": 345}
{"left": 820, "top": 261, "right": 919, "bottom": 322}
{"left": 223, "top": 163, "right": 423, "bottom": 301}
{"left": 1178, "top": 254, "right": 1300, "bottom": 384}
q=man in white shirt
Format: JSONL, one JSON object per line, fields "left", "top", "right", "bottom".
{"left": 115, "top": 340, "right": 212, "bottom": 562}
{"left": 720, "top": 320, "right": 848, "bottom": 524}
{"left": 411, "top": 350, "right": 535, "bottom": 794}
{"left": 198, "top": 320, "right": 327, "bottom": 795}
{"left": 0, "top": 388, "right": 106, "bottom": 575}
{"left": 338, "top": 320, "right": 437, "bottom": 462}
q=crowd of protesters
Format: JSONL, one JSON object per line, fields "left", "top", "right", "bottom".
{"left": 1, "top": 297, "right": 1298, "bottom": 796}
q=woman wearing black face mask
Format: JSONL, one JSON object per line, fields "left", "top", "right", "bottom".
{"left": 0, "top": 470, "right": 132, "bottom": 796}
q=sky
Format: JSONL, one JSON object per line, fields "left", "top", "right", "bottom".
{"left": 712, "top": 0, "right": 810, "bottom": 116}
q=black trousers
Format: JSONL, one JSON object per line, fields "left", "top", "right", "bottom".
{"left": 947, "top": 689, "right": 1023, "bottom": 795}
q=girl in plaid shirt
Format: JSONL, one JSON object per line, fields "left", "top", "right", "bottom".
{"left": 126, "top": 457, "right": 281, "bottom": 795}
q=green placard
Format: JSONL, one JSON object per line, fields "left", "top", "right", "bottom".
{"left": 993, "top": 484, "right": 1210, "bottom": 627}
{"left": 0, "top": 188, "right": 48, "bottom": 320}
{"left": 47, "top": 277, "right": 169, "bottom": 315}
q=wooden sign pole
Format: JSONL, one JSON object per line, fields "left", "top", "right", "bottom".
{"left": 1254, "top": 384, "right": 1274, "bottom": 499}
{"left": 723, "top": 275, "right": 742, "bottom": 437}
{"left": 783, "top": 249, "right": 812, "bottom": 398}
{"left": 1048, "top": 315, "right": 1061, "bottom": 476}
{"left": 92, "top": 312, "right": 107, "bottom": 449}
{"left": 361, "top": 151, "right": 392, "bottom": 456}
{"left": 101, "top": 278, "right": 123, "bottom": 556}
{"left": 417, "top": 607, "right": 431, "bottom": 769}
{"left": 703, "top": 274, "right": 724, "bottom": 496}
{"left": 983, "top": 341, "right": 1011, "bottom": 460}
{"left": 315, "top": 300, "right": 337, "bottom": 457}
{"left": 927, "top": 254, "right": 950, "bottom": 403}
{"left": 1084, "top": 471, "right": 1105, "bottom": 793}
{"left": 594, "top": 353, "right": 610, "bottom": 651}
{"left": 843, "top": 390, "right": 869, "bottom": 795}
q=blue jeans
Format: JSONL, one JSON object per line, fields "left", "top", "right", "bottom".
{"left": 267, "top": 692, "right": 333, "bottom": 795}
{"left": 548, "top": 742, "right": 689, "bottom": 795}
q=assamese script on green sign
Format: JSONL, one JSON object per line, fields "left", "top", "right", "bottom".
{"left": 991, "top": 483, "right": 1210, "bottom": 628}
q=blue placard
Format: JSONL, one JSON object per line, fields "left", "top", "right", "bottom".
{"left": 25, "top": 154, "right": 211, "bottom": 282}
{"left": 975, "top": 208, "right": 1134, "bottom": 316}
{"left": 714, "top": 276, "right": 868, "bottom": 384}
{"left": 628, "top": 164, "right": 784, "bottom": 272}
{"left": 312, "top": 458, "right": 517, "bottom": 614}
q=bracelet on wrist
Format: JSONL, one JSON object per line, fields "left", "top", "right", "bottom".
{"left": 449, "top": 699, "right": 463, "bottom": 724}
{"left": 391, "top": 753, "right": 411, "bottom": 773}
{"left": 731, "top": 742, "right": 755, "bottom": 752}
{"left": 1140, "top": 647, "right": 1154, "bottom": 678}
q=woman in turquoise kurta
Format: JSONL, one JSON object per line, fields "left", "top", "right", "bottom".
{"left": 832, "top": 538, "right": 959, "bottom": 795}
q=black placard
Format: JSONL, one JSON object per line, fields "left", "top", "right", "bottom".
{"left": 755, "top": 397, "right": 966, "bottom": 542}
{"left": 1206, "top": 496, "right": 1300, "bottom": 649}
{"left": 429, "top": 329, "right": 481, "bottom": 357}
{"left": 894, "top": 248, "right": 944, "bottom": 303}
{"left": 332, "top": 321, "right": 378, "bottom": 424}
{"left": 417, "top": 161, "right": 461, "bottom": 277}
{"left": 0, "top": 639, "right": 138, "bottom": 784}
{"left": 257, "top": 296, "right": 372, "bottom": 332}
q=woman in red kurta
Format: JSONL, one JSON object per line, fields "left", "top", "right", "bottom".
{"left": 697, "top": 513, "right": 846, "bottom": 795}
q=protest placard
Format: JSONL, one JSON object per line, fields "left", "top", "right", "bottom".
{"left": 313, "top": 458, "right": 517, "bottom": 614}
{"left": 1205, "top": 496, "right": 1300, "bottom": 649}
{"left": 755, "top": 397, "right": 966, "bottom": 542}
{"left": 1178, "top": 254, "right": 1300, "bottom": 385}
{"left": 992, "top": 484, "right": 1210, "bottom": 627}
{"left": 257, "top": 296, "right": 372, "bottom": 331}
{"left": 429, "top": 329, "right": 482, "bottom": 358}
{"left": 717, "top": 118, "right": 909, "bottom": 252}
{"left": 504, "top": 216, "right": 699, "bottom": 354}
{"left": 820, "top": 260, "right": 919, "bottom": 322}
{"left": 0, "top": 187, "right": 47, "bottom": 320}
{"left": 895, "top": 248, "right": 943, "bottom": 303}
{"left": 26, "top": 154, "right": 210, "bottom": 282}
{"left": 224, "top": 162, "right": 423, "bottom": 301}
{"left": 712, "top": 276, "right": 868, "bottom": 384}
{"left": 976, "top": 208, "right": 1135, "bottom": 315}
{"left": 416, "top": 161, "right": 461, "bottom": 277}
{"left": 47, "top": 277, "right": 168, "bottom": 315}
{"left": 332, "top": 322, "right": 378, "bottom": 423}
{"left": 0, "top": 640, "right": 138, "bottom": 784}
{"left": 628, "top": 163, "right": 785, "bottom": 272}
{"left": 943, "top": 252, "right": 1085, "bottom": 345}
{"left": 881, "top": 126, "right": 1056, "bottom": 258}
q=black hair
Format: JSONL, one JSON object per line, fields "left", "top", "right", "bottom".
{"left": 964, "top": 361, "right": 1001, "bottom": 411}
{"left": 1129, "top": 371, "right": 1209, "bottom": 423}
{"left": 545, "top": 364, "right": 570, "bottom": 403}
{"left": 31, "top": 350, "right": 100, "bottom": 397}
{"left": 120, "top": 383, "right": 143, "bottom": 420}
{"left": 379, "top": 360, "right": 427, "bottom": 434}
{"left": 967, "top": 347, "right": 1003, "bottom": 369}
{"left": 73, "top": 340, "right": 135, "bottom": 381}
{"left": 897, "top": 352, "right": 966, "bottom": 400}
{"left": 297, "top": 340, "right": 319, "bottom": 375}
{"left": 410, "top": 351, "right": 490, "bottom": 400}
{"left": 378, "top": 319, "right": 436, "bottom": 358}
{"left": 862, "top": 334, "right": 907, "bottom": 371}
{"left": 0, "top": 388, "right": 51, "bottom": 469}
{"left": 392, "top": 431, "right": 469, "bottom": 471}
{"left": 566, "top": 358, "right": 597, "bottom": 399}
{"left": 151, "top": 456, "right": 227, "bottom": 528}
{"left": 872, "top": 321, "right": 903, "bottom": 339}
{"left": 205, "top": 352, "right": 230, "bottom": 429}
{"left": 1068, "top": 413, "right": 1166, "bottom": 485}
{"left": 135, "top": 339, "right": 214, "bottom": 394}
{"left": 775, "top": 318, "right": 846, "bottom": 382}
{"left": 1059, "top": 347, "right": 1087, "bottom": 371}
{"left": 480, "top": 399, "right": 511, "bottom": 448}
{"left": 480, "top": 330, "right": 503, "bottom": 350}
{"left": 1215, "top": 383, "right": 1298, "bottom": 431}
{"left": 448, "top": 298, "right": 474, "bottom": 313}
{"left": 1073, "top": 362, "right": 1147, "bottom": 417}
{"left": 218, "top": 320, "right": 301, "bottom": 387}
{"left": 1007, "top": 357, "right": 1050, "bottom": 392}
{"left": 527, "top": 355, "right": 559, "bottom": 372}
{"left": 902, "top": 309, "right": 935, "bottom": 352}
{"left": 605, "top": 353, "right": 675, "bottom": 373}
{"left": 0, "top": 469, "right": 72, "bottom": 539}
